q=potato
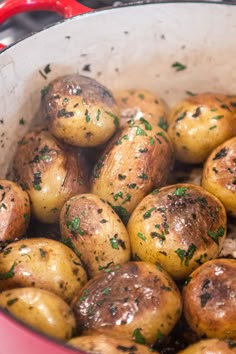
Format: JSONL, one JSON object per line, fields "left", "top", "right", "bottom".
{"left": 68, "top": 334, "right": 160, "bottom": 353}
{"left": 127, "top": 183, "right": 227, "bottom": 280}
{"left": 90, "top": 117, "right": 174, "bottom": 222}
{"left": 167, "top": 93, "right": 236, "bottom": 164}
{"left": 0, "top": 287, "right": 76, "bottom": 340}
{"left": 12, "top": 127, "right": 89, "bottom": 223}
{"left": 60, "top": 193, "right": 131, "bottom": 278}
{"left": 0, "top": 238, "right": 87, "bottom": 303}
{"left": 182, "top": 258, "right": 236, "bottom": 339}
{"left": 177, "top": 338, "right": 236, "bottom": 354}
{"left": 41, "top": 74, "right": 120, "bottom": 147}
{"left": 72, "top": 261, "right": 182, "bottom": 345}
{"left": 114, "top": 89, "right": 168, "bottom": 129}
{"left": 201, "top": 136, "right": 236, "bottom": 217}
{"left": 0, "top": 180, "right": 30, "bottom": 241}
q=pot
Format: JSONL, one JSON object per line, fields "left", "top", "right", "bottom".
{"left": 0, "top": 1, "right": 236, "bottom": 353}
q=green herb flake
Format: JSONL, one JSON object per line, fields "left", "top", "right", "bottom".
{"left": 100, "top": 219, "right": 108, "bottom": 224}
{"left": 133, "top": 328, "right": 146, "bottom": 345}
{"left": 60, "top": 237, "right": 81, "bottom": 258}
{"left": 156, "top": 131, "right": 168, "bottom": 143}
{"left": 110, "top": 236, "right": 119, "bottom": 250}
{"left": 140, "top": 117, "right": 152, "bottom": 131}
{"left": 207, "top": 226, "right": 225, "bottom": 245}
{"left": 185, "top": 90, "right": 197, "bottom": 96}
{"left": 19, "top": 118, "right": 25, "bottom": 125}
{"left": 96, "top": 109, "right": 101, "bottom": 121}
{"left": 66, "top": 217, "right": 85, "bottom": 236}
{"left": 172, "top": 61, "right": 187, "bottom": 71}
{"left": 39, "top": 248, "right": 46, "bottom": 257}
{"left": 156, "top": 329, "right": 164, "bottom": 341}
{"left": 158, "top": 116, "right": 168, "bottom": 131}
{"left": 138, "top": 173, "right": 148, "bottom": 180}
{"left": 151, "top": 188, "right": 159, "bottom": 195}
{"left": 105, "top": 111, "right": 119, "bottom": 127}
{"left": 149, "top": 137, "right": 155, "bottom": 145}
{"left": 41, "top": 86, "right": 49, "bottom": 97}
{"left": 0, "top": 262, "right": 16, "bottom": 280}
{"left": 143, "top": 207, "right": 156, "bottom": 219}
{"left": 102, "top": 287, "right": 111, "bottom": 295}
{"left": 138, "top": 93, "right": 145, "bottom": 100}
{"left": 175, "top": 243, "right": 197, "bottom": 266}
{"left": 113, "top": 191, "right": 123, "bottom": 201}
{"left": 7, "top": 298, "right": 19, "bottom": 306}
{"left": 200, "top": 292, "right": 213, "bottom": 307}
{"left": 172, "top": 187, "right": 189, "bottom": 197}
{"left": 137, "top": 232, "right": 147, "bottom": 241}
{"left": 79, "top": 289, "right": 89, "bottom": 303}
{"left": 33, "top": 172, "right": 42, "bottom": 191}
{"left": 209, "top": 125, "right": 217, "bottom": 130}
{"left": 136, "top": 126, "right": 147, "bottom": 136}
{"left": 118, "top": 174, "right": 126, "bottom": 180}
{"left": 212, "top": 115, "right": 224, "bottom": 120}
{"left": 212, "top": 167, "right": 218, "bottom": 174}
{"left": 176, "top": 111, "right": 187, "bottom": 122}
{"left": 128, "top": 183, "right": 137, "bottom": 189}
{"left": 213, "top": 147, "right": 228, "bottom": 160}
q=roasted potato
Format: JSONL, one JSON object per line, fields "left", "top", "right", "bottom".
{"left": 0, "top": 180, "right": 30, "bottom": 241}
{"left": 201, "top": 136, "right": 236, "bottom": 217}
{"left": 178, "top": 338, "right": 236, "bottom": 354}
{"left": 12, "top": 127, "right": 89, "bottom": 224}
{"left": 183, "top": 258, "right": 236, "bottom": 339}
{"left": 167, "top": 93, "right": 236, "bottom": 164}
{"left": 90, "top": 118, "right": 174, "bottom": 221}
{"left": 0, "top": 238, "right": 87, "bottom": 303}
{"left": 127, "top": 183, "right": 227, "bottom": 280}
{"left": 68, "top": 334, "right": 160, "bottom": 353}
{"left": 41, "top": 74, "right": 120, "bottom": 147}
{"left": 114, "top": 88, "right": 168, "bottom": 129}
{"left": 0, "top": 287, "right": 76, "bottom": 340}
{"left": 60, "top": 193, "right": 131, "bottom": 278}
{"left": 72, "top": 261, "right": 182, "bottom": 345}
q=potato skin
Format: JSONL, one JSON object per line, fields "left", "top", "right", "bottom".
{"left": 182, "top": 258, "right": 236, "bottom": 339}
{"left": 12, "top": 127, "right": 88, "bottom": 223}
{"left": 0, "top": 180, "right": 30, "bottom": 241}
{"left": 72, "top": 261, "right": 182, "bottom": 345}
{"left": 0, "top": 287, "right": 76, "bottom": 340}
{"left": 178, "top": 338, "right": 236, "bottom": 354}
{"left": 42, "top": 74, "right": 120, "bottom": 147}
{"left": 60, "top": 193, "right": 131, "bottom": 278}
{"left": 201, "top": 136, "right": 236, "bottom": 217}
{"left": 68, "top": 334, "right": 160, "bottom": 354}
{"left": 90, "top": 118, "right": 174, "bottom": 221}
{"left": 167, "top": 93, "right": 236, "bottom": 164}
{"left": 0, "top": 238, "right": 87, "bottom": 303}
{"left": 127, "top": 183, "right": 227, "bottom": 280}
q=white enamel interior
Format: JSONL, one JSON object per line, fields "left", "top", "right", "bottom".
{"left": 1, "top": 2, "right": 236, "bottom": 176}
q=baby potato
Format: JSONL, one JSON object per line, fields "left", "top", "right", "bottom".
{"left": 114, "top": 89, "right": 168, "bottom": 129}
{"left": 12, "top": 127, "right": 88, "bottom": 224}
{"left": 127, "top": 183, "right": 227, "bottom": 280}
{"left": 178, "top": 338, "right": 236, "bottom": 354}
{"left": 0, "top": 180, "right": 30, "bottom": 242}
{"left": 201, "top": 136, "right": 236, "bottom": 217}
{"left": 0, "top": 287, "right": 76, "bottom": 340}
{"left": 41, "top": 74, "right": 120, "bottom": 147}
{"left": 68, "top": 334, "right": 160, "bottom": 354}
{"left": 72, "top": 261, "right": 182, "bottom": 345}
{"left": 167, "top": 93, "right": 236, "bottom": 164}
{"left": 183, "top": 258, "right": 236, "bottom": 339}
{"left": 90, "top": 118, "right": 174, "bottom": 222}
{"left": 0, "top": 238, "right": 87, "bottom": 303}
{"left": 60, "top": 193, "right": 131, "bottom": 278}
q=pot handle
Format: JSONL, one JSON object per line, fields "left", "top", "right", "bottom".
{"left": 0, "top": 0, "right": 92, "bottom": 49}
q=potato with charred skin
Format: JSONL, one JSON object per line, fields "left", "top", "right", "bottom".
{"left": 90, "top": 118, "right": 174, "bottom": 222}
{"left": 0, "top": 238, "right": 87, "bottom": 303}
{"left": 41, "top": 74, "right": 120, "bottom": 147}
{"left": 68, "top": 334, "right": 160, "bottom": 354}
{"left": 60, "top": 193, "right": 131, "bottom": 278}
{"left": 12, "top": 127, "right": 89, "bottom": 224}
{"left": 71, "top": 261, "right": 182, "bottom": 345}
{"left": 167, "top": 93, "right": 236, "bottom": 164}
{"left": 201, "top": 136, "right": 236, "bottom": 217}
{"left": 183, "top": 258, "right": 236, "bottom": 339}
{"left": 178, "top": 338, "right": 236, "bottom": 354}
{"left": 0, "top": 287, "right": 76, "bottom": 340}
{"left": 114, "top": 88, "right": 168, "bottom": 129}
{"left": 127, "top": 183, "right": 227, "bottom": 280}
{"left": 0, "top": 180, "right": 30, "bottom": 241}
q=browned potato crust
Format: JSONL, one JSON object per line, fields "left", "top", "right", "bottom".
{"left": 59, "top": 193, "right": 131, "bottom": 278}
{"left": 41, "top": 74, "right": 120, "bottom": 147}
{"left": 127, "top": 183, "right": 227, "bottom": 280}
{"left": 183, "top": 258, "right": 236, "bottom": 339}
{"left": 178, "top": 338, "right": 236, "bottom": 354}
{"left": 72, "top": 261, "right": 182, "bottom": 345}
{"left": 0, "top": 180, "right": 30, "bottom": 241}
{"left": 201, "top": 136, "right": 236, "bottom": 217}
{"left": 168, "top": 93, "right": 236, "bottom": 164}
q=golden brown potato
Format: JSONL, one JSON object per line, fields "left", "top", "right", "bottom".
{"left": 167, "top": 93, "right": 236, "bottom": 164}
{"left": 183, "top": 258, "right": 236, "bottom": 339}
{"left": 178, "top": 338, "right": 236, "bottom": 354}
{"left": 0, "top": 180, "right": 30, "bottom": 241}
{"left": 72, "top": 261, "right": 182, "bottom": 345}
{"left": 68, "top": 334, "right": 160, "bottom": 353}
{"left": 114, "top": 88, "right": 168, "bottom": 129}
{"left": 90, "top": 118, "right": 174, "bottom": 222}
{"left": 201, "top": 136, "right": 236, "bottom": 217}
{"left": 41, "top": 74, "right": 120, "bottom": 147}
{"left": 12, "top": 127, "right": 89, "bottom": 224}
{"left": 0, "top": 238, "right": 87, "bottom": 303}
{"left": 60, "top": 193, "right": 131, "bottom": 278}
{"left": 0, "top": 287, "right": 76, "bottom": 340}
{"left": 127, "top": 183, "right": 227, "bottom": 280}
